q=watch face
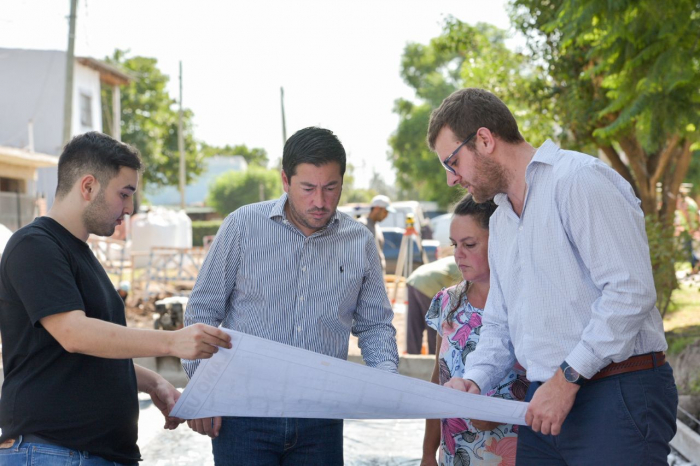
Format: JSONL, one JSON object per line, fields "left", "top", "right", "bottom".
{"left": 563, "top": 366, "right": 580, "bottom": 383}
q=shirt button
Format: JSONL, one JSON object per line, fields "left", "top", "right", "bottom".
{"left": 299, "top": 296, "right": 304, "bottom": 302}
{"left": 302, "top": 266, "right": 307, "bottom": 272}
{"left": 297, "top": 326, "right": 302, "bottom": 332}
{"left": 519, "top": 225, "right": 523, "bottom": 231}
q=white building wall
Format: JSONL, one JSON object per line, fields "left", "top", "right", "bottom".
{"left": 71, "top": 63, "right": 103, "bottom": 135}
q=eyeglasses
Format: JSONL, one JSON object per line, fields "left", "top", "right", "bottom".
{"left": 441, "top": 132, "right": 476, "bottom": 175}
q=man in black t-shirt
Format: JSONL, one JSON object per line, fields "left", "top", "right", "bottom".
{"left": 0, "top": 132, "right": 231, "bottom": 464}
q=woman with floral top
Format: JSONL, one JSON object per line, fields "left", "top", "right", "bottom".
{"left": 421, "top": 194, "right": 529, "bottom": 466}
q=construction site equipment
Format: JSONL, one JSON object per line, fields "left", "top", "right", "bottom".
{"left": 87, "top": 235, "right": 131, "bottom": 284}
{"left": 132, "top": 246, "right": 206, "bottom": 302}
{"left": 153, "top": 296, "right": 188, "bottom": 330}
{"left": 392, "top": 214, "right": 428, "bottom": 302}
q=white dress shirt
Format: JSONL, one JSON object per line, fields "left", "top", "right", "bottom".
{"left": 463, "top": 140, "right": 667, "bottom": 392}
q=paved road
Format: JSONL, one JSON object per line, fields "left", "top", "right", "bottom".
{"left": 137, "top": 397, "right": 425, "bottom": 465}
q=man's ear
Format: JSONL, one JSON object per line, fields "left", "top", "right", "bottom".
{"left": 476, "top": 127, "right": 496, "bottom": 155}
{"left": 281, "top": 169, "right": 290, "bottom": 193}
{"left": 79, "top": 174, "right": 100, "bottom": 201}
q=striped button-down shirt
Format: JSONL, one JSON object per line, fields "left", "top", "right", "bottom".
{"left": 463, "top": 140, "right": 667, "bottom": 391}
{"left": 183, "top": 194, "right": 399, "bottom": 377}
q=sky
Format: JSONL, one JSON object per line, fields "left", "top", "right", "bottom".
{"left": 0, "top": 0, "right": 515, "bottom": 189}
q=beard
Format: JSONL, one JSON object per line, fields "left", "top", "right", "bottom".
{"left": 286, "top": 199, "right": 332, "bottom": 232}
{"left": 83, "top": 190, "right": 117, "bottom": 237}
{"left": 468, "top": 149, "right": 509, "bottom": 203}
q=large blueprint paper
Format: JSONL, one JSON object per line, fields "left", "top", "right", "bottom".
{"left": 171, "top": 330, "right": 528, "bottom": 425}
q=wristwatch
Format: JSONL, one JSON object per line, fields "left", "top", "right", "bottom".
{"left": 560, "top": 361, "right": 587, "bottom": 386}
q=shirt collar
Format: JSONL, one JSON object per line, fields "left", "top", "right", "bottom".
{"left": 528, "top": 139, "right": 560, "bottom": 167}
{"left": 493, "top": 139, "right": 559, "bottom": 207}
{"left": 269, "top": 193, "right": 289, "bottom": 220}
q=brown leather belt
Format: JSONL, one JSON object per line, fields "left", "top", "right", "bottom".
{"left": 590, "top": 351, "right": 666, "bottom": 381}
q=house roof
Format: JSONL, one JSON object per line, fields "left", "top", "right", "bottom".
{"left": 0, "top": 146, "right": 58, "bottom": 169}
{"left": 76, "top": 57, "right": 131, "bottom": 86}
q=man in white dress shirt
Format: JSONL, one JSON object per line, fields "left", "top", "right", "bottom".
{"left": 427, "top": 88, "right": 677, "bottom": 465}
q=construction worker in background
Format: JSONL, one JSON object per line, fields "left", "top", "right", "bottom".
{"left": 359, "top": 194, "right": 396, "bottom": 275}
{"left": 405, "top": 256, "right": 462, "bottom": 354}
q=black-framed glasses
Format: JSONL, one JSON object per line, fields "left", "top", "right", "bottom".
{"left": 441, "top": 132, "right": 476, "bottom": 175}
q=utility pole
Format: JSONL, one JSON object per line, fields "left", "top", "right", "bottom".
{"left": 62, "top": 0, "right": 78, "bottom": 145}
{"left": 178, "top": 61, "right": 186, "bottom": 210}
{"left": 280, "top": 86, "right": 287, "bottom": 145}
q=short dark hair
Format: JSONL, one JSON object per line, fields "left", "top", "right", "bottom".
{"left": 56, "top": 131, "right": 142, "bottom": 198}
{"left": 427, "top": 88, "right": 524, "bottom": 151}
{"left": 453, "top": 193, "right": 497, "bottom": 230}
{"left": 282, "top": 127, "right": 346, "bottom": 180}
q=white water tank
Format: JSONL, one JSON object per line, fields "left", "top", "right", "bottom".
{"left": 131, "top": 208, "right": 193, "bottom": 266}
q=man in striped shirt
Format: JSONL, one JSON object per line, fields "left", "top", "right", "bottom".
{"left": 183, "top": 127, "right": 399, "bottom": 465}
{"left": 429, "top": 88, "right": 677, "bottom": 464}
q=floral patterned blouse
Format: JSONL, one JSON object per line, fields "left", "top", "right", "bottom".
{"left": 425, "top": 282, "right": 529, "bottom": 466}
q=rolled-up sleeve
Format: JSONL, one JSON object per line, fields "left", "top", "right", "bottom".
{"left": 182, "top": 213, "right": 242, "bottom": 378}
{"left": 352, "top": 236, "right": 399, "bottom": 373}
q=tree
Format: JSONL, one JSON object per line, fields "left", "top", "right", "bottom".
{"left": 509, "top": 0, "right": 700, "bottom": 312}
{"left": 200, "top": 143, "right": 269, "bottom": 168}
{"left": 101, "top": 50, "right": 205, "bottom": 189}
{"left": 207, "top": 167, "right": 282, "bottom": 216}
{"left": 368, "top": 170, "right": 396, "bottom": 200}
{"left": 510, "top": 0, "right": 700, "bottom": 222}
{"left": 388, "top": 20, "right": 555, "bottom": 209}
{"left": 339, "top": 164, "right": 377, "bottom": 205}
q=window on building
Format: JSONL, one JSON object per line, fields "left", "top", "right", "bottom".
{"left": 0, "top": 177, "right": 24, "bottom": 193}
{"left": 80, "top": 93, "right": 93, "bottom": 128}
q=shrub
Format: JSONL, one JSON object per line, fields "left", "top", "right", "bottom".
{"left": 645, "top": 215, "right": 684, "bottom": 317}
{"left": 207, "top": 167, "right": 282, "bottom": 217}
{"left": 192, "top": 220, "right": 223, "bottom": 247}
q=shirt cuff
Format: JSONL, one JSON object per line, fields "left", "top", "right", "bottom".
{"left": 566, "top": 343, "right": 608, "bottom": 379}
{"left": 375, "top": 360, "right": 399, "bottom": 374}
{"left": 462, "top": 368, "right": 492, "bottom": 395}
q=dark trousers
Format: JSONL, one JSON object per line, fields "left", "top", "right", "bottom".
{"left": 406, "top": 285, "right": 437, "bottom": 354}
{"left": 516, "top": 363, "right": 678, "bottom": 465}
{"left": 212, "top": 417, "right": 343, "bottom": 466}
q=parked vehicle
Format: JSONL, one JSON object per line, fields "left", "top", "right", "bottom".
{"left": 338, "top": 201, "right": 434, "bottom": 239}
{"left": 382, "top": 227, "right": 439, "bottom": 275}
{"left": 379, "top": 201, "right": 433, "bottom": 239}
{"left": 430, "top": 213, "right": 453, "bottom": 248}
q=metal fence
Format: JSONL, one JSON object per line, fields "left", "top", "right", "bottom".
{"left": 0, "top": 192, "right": 38, "bottom": 231}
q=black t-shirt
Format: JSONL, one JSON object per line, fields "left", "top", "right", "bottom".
{"left": 0, "top": 217, "right": 139, "bottom": 463}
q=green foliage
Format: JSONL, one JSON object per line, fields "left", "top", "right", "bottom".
{"left": 207, "top": 167, "right": 283, "bottom": 216}
{"left": 645, "top": 214, "right": 684, "bottom": 316}
{"left": 338, "top": 164, "right": 377, "bottom": 205}
{"left": 101, "top": 50, "right": 205, "bottom": 188}
{"left": 509, "top": 0, "right": 700, "bottom": 306}
{"left": 341, "top": 188, "right": 377, "bottom": 204}
{"left": 200, "top": 143, "right": 269, "bottom": 168}
{"left": 682, "top": 149, "right": 700, "bottom": 197}
{"left": 665, "top": 333, "right": 700, "bottom": 356}
{"left": 191, "top": 220, "right": 223, "bottom": 247}
{"left": 510, "top": 0, "right": 700, "bottom": 221}
{"left": 388, "top": 19, "right": 557, "bottom": 208}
